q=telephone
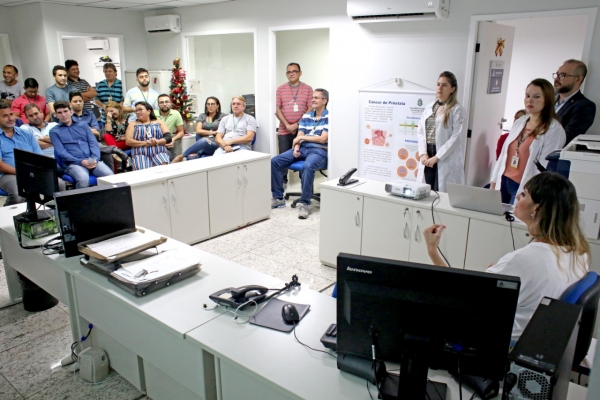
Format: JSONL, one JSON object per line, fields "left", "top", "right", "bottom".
{"left": 209, "top": 285, "right": 269, "bottom": 309}
{"left": 338, "top": 168, "right": 358, "bottom": 186}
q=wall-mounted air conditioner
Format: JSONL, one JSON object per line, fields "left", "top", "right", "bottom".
{"left": 86, "top": 39, "right": 109, "bottom": 51}
{"left": 347, "top": 0, "right": 449, "bottom": 23}
{"left": 145, "top": 15, "right": 181, "bottom": 33}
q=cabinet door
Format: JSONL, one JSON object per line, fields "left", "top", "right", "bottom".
{"left": 168, "top": 172, "right": 210, "bottom": 244}
{"left": 208, "top": 164, "right": 244, "bottom": 236}
{"left": 241, "top": 160, "right": 271, "bottom": 226}
{"left": 361, "top": 198, "right": 411, "bottom": 261}
{"left": 464, "top": 219, "right": 530, "bottom": 272}
{"left": 319, "top": 189, "right": 363, "bottom": 266}
{"left": 131, "top": 181, "right": 171, "bottom": 237}
{"left": 408, "top": 207, "right": 469, "bottom": 268}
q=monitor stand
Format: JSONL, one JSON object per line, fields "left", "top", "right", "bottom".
{"left": 379, "top": 353, "right": 448, "bottom": 400}
{"left": 380, "top": 374, "right": 447, "bottom": 400}
{"left": 19, "top": 199, "right": 52, "bottom": 222}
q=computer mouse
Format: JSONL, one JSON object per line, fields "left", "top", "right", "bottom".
{"left": 282, "top": 303, "right": 300, "bottom": 324}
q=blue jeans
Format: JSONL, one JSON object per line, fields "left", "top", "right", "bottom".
{"left": 271, "top": 147, "right": 327, "bottom": 205}
{"left": 501, "top": 175, "right": 519, "bottom": 205}
{"left": 65, "top": 161, "right": 114, "bottom": 189}
{"left": 183, "top": 138, "right": 218, "bottom": 159}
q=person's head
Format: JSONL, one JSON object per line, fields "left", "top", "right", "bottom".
{"left": 24, "top": 104, "right": 44, "bottom": 126}
{"left": 158, "top": 94, "right": 172, "bottom": 113}
{"left": 134, "top": 101, "right": 157, "bottom": 121}
{"left": 65, "top": 59, "right": 79, "bottom": 80}
{"left": 69, "top": 91, "right": 84, "bottom": 113}
{"left": 103, "top": 63, "right": 117, "bottom": 81}
{"left": 286, "top": 62, "right": 302, "bottom": 85}
{"left": 515, "top": 172, "right": 590, "bottom": 270}
{"left": 52, "top": 65, "right": 68, "bottom": 86}
{"left": 23, "top": 78, "right": 39, "bottom": 99}
{"left": 0, "top": 101, "right": 15, "bottom": 131}
{"left": 2, "top": 65, "right": 18, "bottom": 84}
{"left": 231, "top": 96, "right": 246, "bottom": 116}
{"left": 312, "top": 88, "right": 329, "bottom": 111}
{"left": 136, "top": 68, "right": 150, "bottom": 87}
{"left": 106, "top": 101, "right": 125, "bottom": 121}
{"left": 53, "top": 100, "right": 73, "bottom": 124}
{"left": 525, "top": 78, "right": 558, "bottom": 138}
{"left": 513, "top": 109, "right": 527, "bottom": 122}
{"left": 204, "top": 96, "right": 221, "bottom": 116}
{"left": 554, "top": 59, "right": 587, "bottom": 96}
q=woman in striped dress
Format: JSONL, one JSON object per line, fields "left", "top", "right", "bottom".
{"left": 125, "top": 101, "right": 172, "bottom": 170}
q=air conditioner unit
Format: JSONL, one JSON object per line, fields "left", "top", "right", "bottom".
{"left": 145, "top": 15, "right": 181, "bottom": 33}
{"left": 86, "top": 39, "right": 109, "bottom": 51}
{"left": 347, "top": 0, "right": 449, "bottom": 23}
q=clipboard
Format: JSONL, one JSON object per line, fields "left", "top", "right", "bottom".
{"left": 77, "top": 228, "right": 167, "bottom": 262}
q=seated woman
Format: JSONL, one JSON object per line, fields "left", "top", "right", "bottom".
{"left": 103, "top": 101, "right": 130, "bottom": 151}
{"left": 125, "top": 101, "right": 172, "bottom": 170}
{"left": 424, "top": 172, "right": 589, "bottom": 343}
{"left": 172, "top": 96, "right": 226, "bottom": 163}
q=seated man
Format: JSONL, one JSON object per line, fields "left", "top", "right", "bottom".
{"left": 20, "top": 104, "right": 57, "bottom": 157}
{"left": 70, "top": 91, "right": 100, "bottom": 139}
{"left": 271, "top": 89, "right": 329, "bottom": 219}
{"left": 50, "top": 101, "right": 113, "bottom": 188}
{"left": 214, "top": 96, "right": 256, "bottom": 155}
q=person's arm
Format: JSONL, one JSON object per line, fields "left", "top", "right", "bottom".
{"left": 45, "top": 88, "right": 56, "bottom": 116}
{"left": 0, "top": 159, "right": 16, "bottom": 175}
{"left": 157, "top": 120, "right": 172, "bottom": 146}
{"left": 30, "top": 133, "right": 44, "bottom": 155}
{"left": 125, "top": 122, "right": 146, "bottom": 147}
{"left": 95, "top": 99, "right": 106, "bottom": 110}
{"left": 535, "top": 122, "right": 566, "bottom": 169}
{"left": 86, "top": 125, "right": 101, "bottom": 160}
{"left": 37, "top": 139, "right": 53, "bottom": 149}
{"left": 122, "top": 91, "right": 134, "bottom": 113}
{"left": 276, "top": 106, "right": 297, "bottom": 133}
{"left": 293, "top": 129, "right": 328, "bottom": 146}
{"left": 50, "top": 129, "right": 79, "bottom": 164}
{"left": 81, "top": 82, "right": 97, "bottom": 102}
{"left": 423, "top": 224, "right": 448, "bottom": 267}
{"left": 215, "top": 132, "right": 226, "bottom": 148}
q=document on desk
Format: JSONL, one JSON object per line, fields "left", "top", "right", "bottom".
{"left": 113, "top": 250, "right": 202, "bottom": 283}
{"left": 86, "top": 231, "right": 163, "bottom": 259}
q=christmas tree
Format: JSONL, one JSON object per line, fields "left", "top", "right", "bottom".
{"left": 169, "top": 55, "right": 194, "bottom": 122}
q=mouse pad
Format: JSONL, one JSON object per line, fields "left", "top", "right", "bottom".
{"left": 250, "top": 298, "right": 310, "bottom": 332}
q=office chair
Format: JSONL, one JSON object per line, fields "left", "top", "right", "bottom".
{"left": 559, "top": 271, "right": 600, "bottom": 370}
{"left": 54, "top": 151, "right": 98, "bottom": 188}
{"left": 284, "top": 160, "right": 328, "bottom": 208}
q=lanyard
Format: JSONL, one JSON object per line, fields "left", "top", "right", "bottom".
{"left": 232, "top": 115, "right": 244, "bottom": 130}
{"left": 515, "top": 127, "right": 533, "bottom": 155}
{"left": 289, "top": 82, "right": 300, "bottom": 103}
{"left": 138, "top": 87, "right": 149, "bottom": 104}
{"left": 309, "top": 114, "right": 325, "bottom": 135}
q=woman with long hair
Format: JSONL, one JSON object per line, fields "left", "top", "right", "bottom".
{"left": 491, "top": 79, "right": 566, "bottom": 204}
{"left": 416, "top": 71, "right": 467, "bottom": 192}
{"left": 103, "top": 101, "right": 129, "bottom": 150}
{"left": 173, "top": 96, "right": 227, "bottom": 162}
{"left": 125, "top": 101, "right": 172, "bottom": 170}
{"left": 425, "top": 172, "right": 589, "bottom": 342}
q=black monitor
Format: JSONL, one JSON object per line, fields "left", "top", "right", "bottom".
{"left": 336, "top": 253, "right": 521, "bottom": 400}
{"left": 14, "top": 149, "right": 59, "bottom": 222}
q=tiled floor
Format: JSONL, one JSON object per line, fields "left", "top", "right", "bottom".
{"left": 0, "top": 176, "right": 334, "bottom": 398}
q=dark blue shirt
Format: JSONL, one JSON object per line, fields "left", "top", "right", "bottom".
{"left": 0, "top": 126, "right": 43, "bottom": 177}
{"left": 50, "top": 121, "right": 100, "bottom": 166}
{"left": 72, "top": 110, "right": 100, "bottom": 131}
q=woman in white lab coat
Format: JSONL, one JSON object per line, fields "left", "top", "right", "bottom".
{"left": 417, "top": 71, "right": 466, "bottom": 192}
{"left": 490, "top": 78, "right": 566, "bottom": 204}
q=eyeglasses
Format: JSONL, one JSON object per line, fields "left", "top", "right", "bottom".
{"left": 552, "top": 72, "right": 579, "bottom": 80}
{"left": 158, "top": 101, "right": 171, "bottom": 105}
{"left": 135, "top": 109, "right": 145, "bottom": 113}
{"left": 312, "top": 96, "right": 324, "bottom": 100}
{"left": 206, "top": 103, "right": 217, "bottom": 106}
{"left": 286, "top": 70, "right": 300, "bottom": 75}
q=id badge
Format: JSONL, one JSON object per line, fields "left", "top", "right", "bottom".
{"left": 293, "top": 103, "right": 299, "bottom": 112}
{"left": 510, "top": 156, "right": 519, "bottom": 168}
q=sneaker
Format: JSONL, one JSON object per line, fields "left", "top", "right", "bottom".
{"left": 271, "top": 198, "right": 286, "bottom": 209}
{"left": 298, "top": 203, "right": 309, "bottom": 219}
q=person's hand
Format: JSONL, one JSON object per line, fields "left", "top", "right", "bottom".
{"left": 420, "top": 154, "right": 430, "bottom": 165}
{"left": 423, "top": 224, "right": 446, "bottom": 250}
{"left": 286, "top": 123, "right": 298, "bottom": 133}
{"left": 82, "top": 159, "right": 96, "bottom": 169}
{"left": 165, "top": 142, "right": 174, "bottom": 148}
{"left": 293, "top": 146, "right": 301, "bottom": 158}
{"left": 489, "top": 182, "right": 496, "bottom": 190}
{"left": 292, "top": 136, "right": 303, "bottom": 147}
{"left": 224, "top": 145, "right": 234, "bottom": 153}
{"left": 424, "top": 156, "right": 439, "bottom": 168}
{"left": 148, "top": 138, "right": 158, "bottom": 147}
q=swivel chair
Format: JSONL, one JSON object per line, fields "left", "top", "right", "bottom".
{"left": 284, "top": 161, "right": 327, "bottom": 208}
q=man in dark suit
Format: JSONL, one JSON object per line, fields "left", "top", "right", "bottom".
{"left": 553, "top": 59, "right": 596, "bottom": 146}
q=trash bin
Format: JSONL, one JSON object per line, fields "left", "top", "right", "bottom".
{"left": 17, "top": 272, "right": 59, "bottom": 312}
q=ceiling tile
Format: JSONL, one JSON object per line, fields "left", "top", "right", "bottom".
{"left": 45, "top": 0, "right": 101, "bottom": 4}
{"left": 151, "top": 1, "right": 195, "bottom": 7}
{"left": 114, "top": 0, "right": 167, "bottom": 4}
{"left": 80, "top": 0, "right": 139, "bottom": 8}
{"left": 126, "top": 3, "right": 174, "bottom": 8}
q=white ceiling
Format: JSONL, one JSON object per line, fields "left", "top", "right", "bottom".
{"left": 0, "top": 0, "right": 229, "bottom": 11}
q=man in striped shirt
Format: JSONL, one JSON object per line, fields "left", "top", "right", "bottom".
{"left": 66, "top": 60, "right": 97, "bottom": 112}
{"left": 95, "top": 63, "right": 123, "bottom": 123}
{"left": 276, "top": 63, "right": 313, "bottom": 184}
{"left": 271, "top": 88, "right": 329, "bottom": 219}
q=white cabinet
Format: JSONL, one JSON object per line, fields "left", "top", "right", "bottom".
{"left": 131, "top": 181, "right": 172, "bottom": 237}
{"left": 361, "top": 197, "right": 411, "bottom": 261}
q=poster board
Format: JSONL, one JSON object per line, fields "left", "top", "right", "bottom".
{"left": 358, "top": 88, "right": 435, "bottom": 182}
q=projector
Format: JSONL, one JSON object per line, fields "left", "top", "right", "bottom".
{"left": 385, "top": 181, "right": 431, "bottom": 200}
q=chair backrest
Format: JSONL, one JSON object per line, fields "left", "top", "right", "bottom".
{"left": 54, "top": 150, "right": 67, "bottom": 170}
{"left": 559, "top": 271, "right": 600, "bottom": 367}
{"left": 332, "top": 283, "right": 337, "bottom": 299}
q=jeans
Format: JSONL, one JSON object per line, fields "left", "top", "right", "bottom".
{"left": 65, "top": 161, "right": 114, "bottom": 189}
{"left": 271, "top": 147, "right": 327, "bottom": 205}
{"left": 0, "top": 174, "right": 25, "bottom": 205}
{"left": 500, "top": 175, "right": 520, "bottom": 205}
{"left": 183, "top": 138, "right": 218, "bottom": 159}
{"left": 278, "top": 133, "right": 295, "bottom": 183}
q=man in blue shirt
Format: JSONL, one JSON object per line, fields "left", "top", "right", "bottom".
{"left": 270, "top": 88, "right": 329, "bottom": 219}
{"left": 70, "top": 91, "right": 100, "bottom": 139}
{"left": 49, "top": 101, "right": 113, "bottom": 188}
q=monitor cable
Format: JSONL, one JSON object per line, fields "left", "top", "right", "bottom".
{"left": 291, "top": 321, "right": 337, "bottom": 360}
{"left": 504, "top": 211, "right": 516, "bottom": 250}
{"left": 14, "top": 217, "right": 42, "bottom": 250}
{"left": 457, "top": 355, "right": 463, "bottom": 400}
{"left": 431, "top": 190, "right": 451, "bottom": 268}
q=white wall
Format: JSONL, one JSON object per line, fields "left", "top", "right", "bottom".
{"left": 500, "top": 15, "right": 588, "bottom": 130}
{"left": 0, "top": 7, "right": 21, "bottom": 74}
{"left": 62, "top": 37, "right": 121, "bottom": 86}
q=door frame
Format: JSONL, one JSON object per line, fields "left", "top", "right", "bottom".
{"left": 0, "top": 34, "right": 14, "bottom": 65}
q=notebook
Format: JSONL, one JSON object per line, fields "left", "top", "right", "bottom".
{"left": 446, "top": 183, "right": 513, "bottom": 216}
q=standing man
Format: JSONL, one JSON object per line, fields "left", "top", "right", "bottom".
{"left": 123, "top": 68, "right": 159, "bottom": 122}
{"left": 11, "top": 78, "right": 51, "bottom": 123}
{"left": 271, "top": 89, "right": 329, "bottom": 220}
{"left": 20, "top": 104, "right": 57, "bottom": 157}
{"left": 46, "top": 65, "right": 76, "bottom": 119}
{"left": 0, "top": 65, "right": 24, "bottom": 106}
{"left": 214, "top": 96, "right": 256, "bottom": 155}
{"left": 275, "top": 63, "right": 313, "bottom": 185}
{"left": 156, "top": 94, "right": 184, "bottom": 160}
{"left": 70, "top": 92, "right": 100, "bottom": 138}
{"left": 553, "top": 59, "right": 596, "bottom": 146}
{"left": 95, "top": 63, "right": 123, "bottom": 124}
{"left": 65, "top": 60, "right": 97, "bottom": 112}
{"left": 50, "top": 101, "right": 113, "bottom": 188}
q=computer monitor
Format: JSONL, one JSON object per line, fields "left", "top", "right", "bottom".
{"left": 14, "top": 149, "right": 59, "bottom": 222}
{"left": 336, "top": 253, "right": 521, "bottom": 400}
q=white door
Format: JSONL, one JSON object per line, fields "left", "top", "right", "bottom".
{"left": 131, "top": 181, "right": 171, "bottom": 237}
{"left": 168, "top": 172, "right": 210, "bottom": 244}
{"left": 241, "top": 160, "right": 271, "bottom": 226}
{"left": 207, "top": 164, "right": 244, "bottom": 236}
{"left": 465, "top": 21, "right": 515, "bottom": 187}
{"left": 361, "top": 198, "right": 411, "bottom": 261}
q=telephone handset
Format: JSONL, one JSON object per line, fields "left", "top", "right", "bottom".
{"left": 338, "top": 168, "right": 358, "bottom": 186}
{"left": 230, "top": 285, "right": 269, "bottom": 300}
{"left": 208, "top": 285, "right": 269, "bottom": 309}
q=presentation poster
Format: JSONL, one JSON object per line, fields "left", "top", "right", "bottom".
{"left": 358, "top": 91, "right": 435, "bottom": 182}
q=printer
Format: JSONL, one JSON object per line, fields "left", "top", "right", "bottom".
{"left": 560, "top": 135, "right": 600, "bottom": 239}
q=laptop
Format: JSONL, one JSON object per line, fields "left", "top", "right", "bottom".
{"left": 446, "top": 183, "right": 513, "bottom": 216}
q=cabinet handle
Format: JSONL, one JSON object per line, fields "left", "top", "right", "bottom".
{"left": 403, "top": 222, "right": 408, "bottom": 238}
{"left": 414, "top": 225, "right": 419, "bottom": 241}
{"left": 244, "top": 175, "right": 248, "bottom": 187}
{"left": 355, "top": 211, "right": 361, "bottom": 227}
{"left": 171, "top": 192, "right": 176, "bottom": 207}
{"left": 163, "top": 194, "right": 167, "bottom": 208}
{"left": 237, "top": 177, "right": 241, "bottom": 188}
{"left": 404, "top": 207, "right": 409, "bottom": 217}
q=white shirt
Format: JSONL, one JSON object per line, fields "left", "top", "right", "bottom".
{"left": 487, "top": 242, "right": 587, "bottom": 342}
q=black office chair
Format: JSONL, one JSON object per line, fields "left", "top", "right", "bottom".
{"left": 284, "top": 160, "right": 328, "bottom": 208}
{"left": 559, "top": 271, "right": 600, "bottom": 371}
